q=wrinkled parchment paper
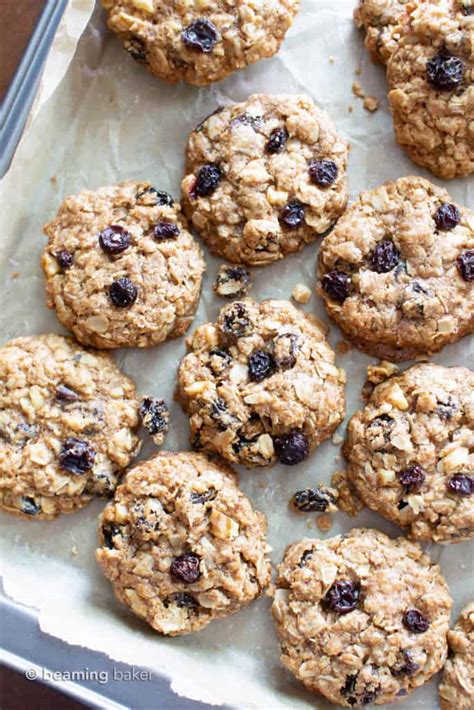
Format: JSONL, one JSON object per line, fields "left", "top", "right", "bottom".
{"left": 1, "top": 1, "right": 473, "bottom": 707}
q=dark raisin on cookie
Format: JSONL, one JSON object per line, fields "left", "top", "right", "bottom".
{"left": 99, "top": 225, "right": 131, "bottom": 255}
{"left": 274, "top": 431, "right": 309, "bottom": 466}
{"left": 210, "top": 398, "right": 240, "bottom": 429}
{"left": 426, "top": 51, "right": 464, "bottom": 91}
{"left": 298, "top": 549, "right": 314, "bottom": 568}
{"left": 391, "top": 651, "right": 419, "bottom": 677}
{"left": 163, "top": 592, "right": 197, "bottom": 610}
{"left": 279, "top": 200, "right": 305, "bottom": 230}
{"left": 139, "top": 397, "right": 169, "bottom": 438}
{"left": 309, "top": 159, "right": 338, "bottom": 188}
{"left": 21, "top": 497, "right": 41, "bottom": 516}
{"left": 397, "top": 465, "right": 426, "bottom": 492}
{"left": 220, "top": 302, "right": 253, "bottom": 338}
{"left": 265, "top": 128, "right": 288, "bottom": 154}
{"left": 248, "top": 350, "right": 276, "bottom": 382}
{"left": 102, "top": 523, "right": 123, "bottom": 549}
{"left": 323, "top": 580, "right": 361, "bottom": 614}
{"left": 273, "top": 333, "right": 299, "bottom": 370}
{"left": 123, "top": 36, "right": 147, "bottom": 62}
{"left": 291, "top": 486, "right": 336, "bottom": 513}
{"left": 457, "top": 250, "right": 474, "bottom": 281}
{"left": 321, "top": 270, "right": 350, "bottom": 303}
{"left": 135, "top": 186, "right": 173, "bottom": 207}
{"left": 55, "top": 250, "right": 74, "bottom": 270}
{"left": 434, "top": 203, "right": 461, "bottom": 231}
{"left": 170, "top": 553, "right": 201, "bottom": 584}
{"left": 109, "top": 277, "right": 138, "bottom": 308}
{"left": 436, "top": 396, "right": 458, "bottom": 419}
{"left": 153, "top": 222, "right": 180, "bottom": 240}
{"left": 192, "top": 164, "right": 222, "bottom": 198}
{"left": 341, "top": 675, "right": 358, "bottom": 704}
{"left": 447, "top": 474, "right": 473, "bottom": 497}
{"left": 59, "top": 438, "right": 95, "bottom": 475}
{"left": 213, "top": 265, "right": 251, "bottom": 298}
{"left": 181, "top": 19, "right": 220, "bottom": 53}
{"left": 370, "top": 240, "right": 400, "bottom": 273}
{"left": 55, "top": 384, "right": 79, "bottom": 402}
{"left": 403, "top": 609, "right": 430, "bottom": 633}
{"left": 208, "top": 348, "right": 232, "bottom": 375}
{"left": 190, "top": 488, "right": 217, "bottom": 504}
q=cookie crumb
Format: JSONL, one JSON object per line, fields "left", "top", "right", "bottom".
{"left": 331, "top": 432, "right": 343, "bottom": 445}
{"left": 71, "top": 545, "right": 78, "bottom": 557}
{"left": 139, "top": 396, "right": 170, "bottom": 446}
{"left": 10, "top": 272, "right": 20, "bottom": 280}
{"left": 352, "top": 81, "right": 365, "bottom": 98}
{"left": 213, "top": 265, "right": 252, "bottom": 299}
{"left": 363, "top": 96, "right": 380, "bottom": 113}
{"left": 348, "top": 105, "right": 354, "bottom": 113}
{"left": 329, "top": 56, "right": 335, "bottom": 64}
{"left": 335, "top": 340, "right": 351, "bottom": 356}
{"left": 316, "top": 513, "right": 333, "bottom": 532}
{"left": 50, "top": 175, "right": 57, "bottom": 184}
{"left": 291, "top": 283, "right": 312, "bottom": 304}
{"left": 354, "top": 66, "right": 362, "bottom": 75}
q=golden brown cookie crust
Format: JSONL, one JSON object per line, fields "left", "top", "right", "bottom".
{"left": 42, "top": 181, "right": 205, "bottom": 349}
{"left": 96, "top": 452, "right": 271, "bottom": 635}
{"left": 344, "top": 363, "right": 474, "bottom": 544}
{"left": 271, "top": 528, "right": 452, "bottom": 707}
{"left": 0, "top": 334, "right": 141, "bottom": 520}
{"left": 181, "top": 94, "right": 349, "bottom": 266}
{"left": 439, "top": 601, "right": 474, "bottom": 710}
{"left": 317, "top": 176, "right": 474, "bottom": 361}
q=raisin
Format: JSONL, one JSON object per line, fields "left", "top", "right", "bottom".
{"left": 403, "top": 609, "right": 430, "bottom": 633}
{"left": 447, "top": 474, "right": 473, "bottom": 497}
{"left": 21, "top": 497, "right": 40, "bottom": 516}
{"left": 266, "top": 128, "right": 288, "bottom": 154}
{"left": 220, "top": 302, "right": 253, "bottom": 338}
{"left": 190, "top": 488, "right": 217, "bottom": 504}
{"left": 436, "top": 396, "right": 458, "bottom": 419}
{"left": 391, "top": 651, "right": 419, "bottom": 677}
{"left": 397, "top": 465, "right": 426, "bottom": 492}
{"left": 398, "top": 500, "right": 409, "bottom": 510}
{"left": 209, "top": 348, "right": 232, "bottom": 375}
{"left": 99, "top": 225, "right": 131, "bottom": 255}
{"left": 192, "top": 165, "right": 222, "bottom": 198}
{"left": 170, "top": 553, "right": 201, "bottom": 583}
{"left": 274, "top": 432, "right": 309, "bottom": 466}
{"left": 321, "top": 270, "right": 350, "bottom": 303}
{"left": 59, "top": 438, "right": 95, "bottom": 475}
{"left": 154, "top": 222, "right": 180, "bottom": 240}
{"left": 323, "top": 580, "right": 361, "bottom": 614}
{"left": 124, "top": 36, "right": 147, "bottom": 62}
{"left": 210, "top": 398, "right": 239, "bottom": 429}
{"left": 461, "top": 2, "right": 474, "bottom": 15}
{"left": 55, "top": 250, "right": 73, "bottom": 270}
{"left": 341, "top": 675, "right": 358, "bottom": 704}
{"left": 298, "top": 549, "right": 314, "bottom": 568}
{"left": 164, "top": 592, "right": 197, "bottom": 610}
{"left": 292, "top": 487, "right": 336, "bottom": 512}
{"left": 102, "top": 523, "right": 122, "bottom": 549}
{"left": 426, "top": 51, "right": 464, "bottom": 91}
{"left": 273, "top": 333, "right": 299, "bottom": 370}
{"left": 213, "top": 265, "right": 251, "bottom": 299}
{"left": 370, "top": 240, "right": 399, "bottom": 273}
{"left": 109, "top": 277, "right": 138, "bottom": 308}
{"left": 181, "top": 19, "right": 219, "bottom": 53}
{"left": 279, "top": 200, "right": 305, "bottom": 230}
{"left": 135, "top": 186, "right": 173, "bottom": 206}
{"left": 55, "top": 384, "right": 79, "bottom": 402}
{"left": 434, "top": 203, "right": 461, "bottom": 231}
{"left": 457, "top": 250, "right": 474, "bottom": 281}
{"left": 309, "top": 159, "right": 338, "bottom": 188}
{"left": 248, "top": 350, "right": 276, "bottom": 382}
{"left": 139, "top": 397, "right": 169, "bottom": 437}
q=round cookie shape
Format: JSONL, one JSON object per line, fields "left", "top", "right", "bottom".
{"left": 354, "top": 0, "right": 411, "bottom": 64}
{"left": 101, "top": 0, "right": 299, "bottom": 86}
{"left": 344, "top": 363, "right": 474, "bottom": 544}
{"left": 439, "top": 602, "right": 474, "bottom": 710}
{"left": 387, "top": 0, "right": 474, "bottom": 178}
{"left": 42, "top": 181, "right": 206, "bottom": 349}
{"left": 317, "top": 176, "right": 474, "bottom": 361}
{"left": 271, "top": 528, "right": 452, "bottom": 707}
{"left": 176, "top": 299, "right": 346, "bottom": 468}
{"left": 0, "top": 334, "right": 141, "bottom": 520}
{"left": 181, "top": 94, "right": 349, "bottom": 266}
{"left": 96, "top": 452, "right": 271, "bottom": 635}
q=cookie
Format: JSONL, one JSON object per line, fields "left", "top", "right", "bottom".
{"left": 317, "top": 176, "right": 474, "bottom": 361}
{"left": 0, "top": 334, "right": 141, "bottom": 520}
{"left": 439, "top": 602, "right": 474, "bottom": 710}
{"left": 42, "top": 181, "right": 205, "bottom": 349}
{"left": 101, "top": 0, "right": 299, "bottom": 86}
{"left": 344, "top": 363, "right": 474, "bottom": 544}
{"left": 387, "top": 0, "right": 474, "bottom": 178}
{"left": 96, "top": 452, "right": 271, "bottom": 635}
{"left": 271, "top": 528, "right": 452, "bottom": 707}
{"left": 354, "top": 0, "right": 411, "bottom": 64}
{"left": 176, "top": 299, "right": 346, "bottom": 468}
{"left": 181, "top": 94, "right": 349, "bottom": 266}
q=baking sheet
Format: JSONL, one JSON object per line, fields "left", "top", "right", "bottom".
{"left": 0, "top": 1, "right": 473, "bottom": 707}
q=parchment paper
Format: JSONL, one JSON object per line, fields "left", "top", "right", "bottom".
{"left": 0, "top": 1, "right": 473, "bottom": 707}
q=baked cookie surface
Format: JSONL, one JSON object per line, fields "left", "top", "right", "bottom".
{"left": 317, "top": 176, "right": 474, "bottom": 361}
{"left": 96, "top": 452, "right": 271, "bottom": 635}
{"left": 0, "top": 334, "right": 141, "bottom": 520}
{"left": 271, "top": 528, "right": 452, "bottom": 707}
{"left": 354, "top": 0, "right": 411, "bottom": 63}
{"left": 42, "top": 181, "right": 205, "bottom": 349}
{"left": 344, "top": 363, "right": 474, "bottom": 544}
{"left": 387, "top": 0, "right": 474, "bottom": 178}
{"left": 101, "top": 0, "right": 299, "bottom": 86}
{"left": 181, "top": 94, "right": 349, "bottom": 266}
{"left": 439, "top": 601, "right": 474, "bottom": 710}
{"left": 176, "top": 299, "right": 346, "bottom": 468}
